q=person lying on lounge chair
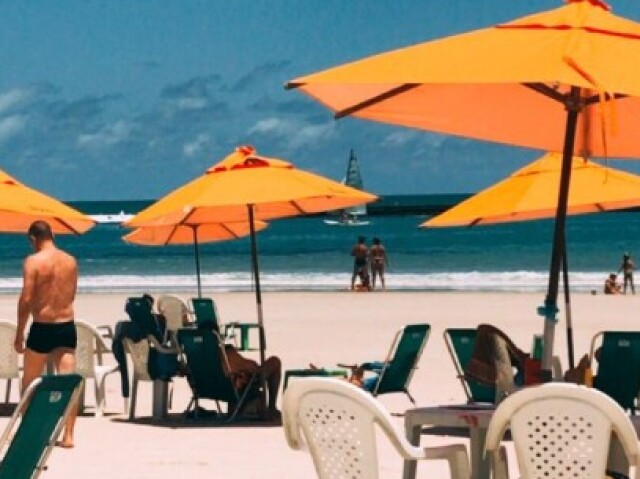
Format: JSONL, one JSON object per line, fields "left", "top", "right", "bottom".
{"left": 224, "top": 345, "right": 282, "bottom": 420}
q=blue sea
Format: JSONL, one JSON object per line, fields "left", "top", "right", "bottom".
{"left": 0, "top": 197, "right": 636, "bottom": 294}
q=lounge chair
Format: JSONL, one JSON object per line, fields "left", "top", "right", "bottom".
{"left": 0, "top": 374, "right": 83, "bottom": 479}
{"left": 74, "top": 320, "right": 119, "bottom": 417}
{"left": 341, "top": 323, "right": 430, "bottom": 404}
{"left": 283, "top": 377, "right": 470, "bottom": 479}
{"left": 176, "top": 327, "right": 260, "bottom": 421}
{"left": 190, "top": 297, "right": 244, "bottom": 346}
{"left": 0, "top": 321, "right": 19, "bottom": 403}
{"left": 589, "top": 331, "right": 640, "bottom": 413}
{"left": 444, "top": 328, "right": 497, "bottom": 403}
{"left": 485, "top": 383, "right": 640, "bottom": 479}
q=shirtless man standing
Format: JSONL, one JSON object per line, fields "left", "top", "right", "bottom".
{"left": 14, "top": 220, "right": 79, "bottom": 448}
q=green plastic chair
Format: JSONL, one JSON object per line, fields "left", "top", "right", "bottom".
{"left": 589, "top": 331, "right": 640, "bottom": 413}
{"left": 191, "top": 298, "right": 258, "bottom": 351}
{"left": 176, "top": 328, "right": 260, "bottom": 421}
{"left": 363, "top": 324, "right": 430, "bottom": 404}
{"left": 444, "top": 328, "right": 496, "bottom": 403}
{"left": 0, "top": 373, "right": 83, "bottom": 479}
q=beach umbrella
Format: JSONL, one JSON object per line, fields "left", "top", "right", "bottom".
{"left": 122, "top": 221, "right": 268, "bottom": 298}
{"left": 0, "top": 169, "right": 94, "bottom": 234}
{"left": 286, "top": 0, "right": 640, "bottom": 378}
{"left": 424, "top": 152, "right": 640, "bottom": 367}
{"left": 125, "top": 145, "right": 377, "bottom": 364}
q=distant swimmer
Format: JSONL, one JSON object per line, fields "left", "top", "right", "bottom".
{"left": 350, "top": 236, "right": 369, "bottom": 290}
{"left": 618, "top": 252, "right": 635, "bottom": 295}
{"left": 370, "top": 237, "right": 389, "bottom": 290}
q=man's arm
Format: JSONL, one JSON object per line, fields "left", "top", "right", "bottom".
{"left": 15, "top": 257, "right": 36, "bottom": 353}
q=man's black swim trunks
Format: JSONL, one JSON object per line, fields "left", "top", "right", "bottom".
{"left": 26, "top": 321, "right": 77, "bottom": 354}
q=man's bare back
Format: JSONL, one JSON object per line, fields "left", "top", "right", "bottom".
{"left": 24, "top": 247, "right": 77, "bottom": 323}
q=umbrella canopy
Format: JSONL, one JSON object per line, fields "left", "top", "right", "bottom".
{"left": 287, "top": 0, "right": 640, "bottom": 377}
{"left": 423, "top": 153, "right": 640, "bottom": 227}
{"left": 0, "top": 169, "right": 94, "bottom": 234}
{"left": 424, "top": 152, "right": 640, "bottom": 368}
{"left": 125, "top": 145, "right": 377, "bottom": 364}
{"left": 123, "top": 221, "right": 268, "bottom": 299}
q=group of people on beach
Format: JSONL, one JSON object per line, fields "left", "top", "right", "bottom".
{"left": 604, "top": 252, "right": 635, "bottom": 295}
{"left": 350, "top": 236, "right": 389, "bottom": 291}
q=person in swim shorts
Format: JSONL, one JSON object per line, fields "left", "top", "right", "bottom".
{"left": 350, "top": 236, "right": 369, "bottom": 290}
{"left": 14, "top": 220, "right": 79, "bottom": 448}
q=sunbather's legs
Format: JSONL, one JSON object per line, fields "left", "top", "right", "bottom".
{"left": 262, "top": 356, "right": 282, "bottom": 414}
{"left": 51, "top": 347, "right": 77, "bottom": 448}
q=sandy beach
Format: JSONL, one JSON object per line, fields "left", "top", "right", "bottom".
{"left": 0, "top": 290, "right": 637, "bottom": 478}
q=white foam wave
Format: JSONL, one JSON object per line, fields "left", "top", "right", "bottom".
{"left": 0, "top": 270, "right": 613, "bottom": 294}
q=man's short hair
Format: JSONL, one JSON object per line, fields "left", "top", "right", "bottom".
{"left": 28, "top": 221, "right": 53, "bottom": 241}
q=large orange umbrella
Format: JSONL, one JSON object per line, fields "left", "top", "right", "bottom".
{"left": 424, "top": 152, "right": 640, "bottom": 367}
{"left": 123, "top": 221, "right": 268, "bottom": 298}
{"left": 423, "top": 153, "right": 640, "bottom": 227}
{"left": 0, "top": 169, "right": 94, "bottom": 234}
{"left": 125, "top": 146, "right": 377, "bottom": 363}
{"left": 287, "top": 0, "right": 640, "bottom": 377}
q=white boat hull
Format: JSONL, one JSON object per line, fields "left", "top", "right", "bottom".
{"left": 324, "top": 219, "right": 370, "bottom": 227}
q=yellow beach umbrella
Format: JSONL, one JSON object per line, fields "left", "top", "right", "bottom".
{"left": 287, "top": 0, "right": 640, "bottom": 377}
{"left": 424, "top": 152, "right": 640, "bottom": 368}
{"left": 123, "top": 221, "right": 268, "bottom": 297}
{"left": 423, "top": 153, "right": 640, "bottom": 227}
{"left": 125, "top": 145, "right": 377, "bottom": 363}
{"left": 0, "top": 169, "right": 94, "bottom": 234}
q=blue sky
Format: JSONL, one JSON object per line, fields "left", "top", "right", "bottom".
{"left": 2, "top": 0, "right": 640, "bottom": 200}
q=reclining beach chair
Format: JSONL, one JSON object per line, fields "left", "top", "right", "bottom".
{"left": 485, "top": 383, "right": 640, "bottom": 479}
{"left": 191, "top": 297, "right": 250, "bottom": 348}
{"left": 283, "top": 378, "right": 470, "bottom": 479}
{"left": 341, "top": 324, "right": 430, "bottom": 404}
{"left": 176, "top": 327, "right": 261, "bottom": 421}
{"left": 589, "top": 331, "right": 640, "bottom": 413}
{"left": 444, "top": 328, "right": 497, "bottom": 403}
{"left": 0, "top": 374, "right": 83, "bottom": 479}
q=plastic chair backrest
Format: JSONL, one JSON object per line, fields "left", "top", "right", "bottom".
{"left": 122, "top": 338, "right": 152, "bottom": 381}
{"left": 0, "top": 321, "right": 18, "bottom": 380}
{"left": 177, "top": 328, "right": 237, "bottom": 402}
{"left": 374, "top": 324, "right": 429, "bottom": 396}
{"left": 592, "top": 331, "right": 640, "bottom": 412}
{"left": 0, "top": 374, "right": 83, "bottom": 479}
{"left": 191, "top": 298, "right": 221, "bottom": 333}
{"left": 444, "top": 328, "right": 496, "bottom": 403}
{"left": 157, "top": 295, "right": 188, "bottom": 336}
{"left": 75, "top": 321, "right": 103, "bottom": 379}
{"left": 283, "top": 378, "right": 424, "bottom": 479}
{"left": 485, "top": 383, "right": 640, "bottom": 479}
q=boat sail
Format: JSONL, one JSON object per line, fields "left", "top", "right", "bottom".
{"left": 325, "top": 149, "right": 370, "bottom": 226}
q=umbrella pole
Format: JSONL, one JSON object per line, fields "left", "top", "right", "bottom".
{"left": 192, "top": 226, "right": 202, "bottom": 299}
{"left": 248, "top": 204, "right": 266, "bottom": 366}
{"left": 540, "top": 86, "right": 580, "bottom": 381}
{"left": 562, "top": 234, "right": 575, "bottom": 370}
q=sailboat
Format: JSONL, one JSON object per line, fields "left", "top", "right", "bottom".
{"left": 324, "top": 149, "right": 371, "bottom": 226}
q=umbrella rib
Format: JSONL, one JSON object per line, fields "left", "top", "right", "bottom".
{"left": 523, "top": 83, "right": 567, "bottom": 104}
{"left": 219, "top": 223, "right": 240, "bottom": 239}
{"left": 335, "top": 83, "right": 421, "bottom": 119}
{"left": 584, "top": 92, "right": 627, "bottom": 106}
{"left": 165, "top": 225, "right": 181, "bottom": 246}
{"left": 290, "top": 200, "right": 306, "bottom": 215}
{"left": 56, "top": 218, "right": 81, "bottom": 235}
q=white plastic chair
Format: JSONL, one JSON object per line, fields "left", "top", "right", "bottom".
{"left": 157, "top": 294, "right": 191, "bottom": 343}
{"left": 74, "top": 320, "right": 119, "bottom": 417}
{"left": 283, "top": 377, "right": 470, "bottom": 479}
{"left": 485, "top": 383, "right": 640, "bottom": 479}
{"left": 122, "top": 336, "right": 178, "bottom": 420}
{"left": 0, "top": 321, "right": 19, "bottom": 403}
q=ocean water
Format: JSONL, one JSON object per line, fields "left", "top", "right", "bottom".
{"left": 0, "top": 199, "right": 637, "bottom": 294}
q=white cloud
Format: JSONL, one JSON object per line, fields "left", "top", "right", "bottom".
{"left": 175, "top": 98, "right": 208, "bottom": 110}
{"left": 0, "top": 89, "right": 31, "bottom": 115}
{"left": 183, "top": 134, "right": 210, "bottom": 157}
{"left": 0, "top": 115, "right": 26, "bottom": 143}
{"left": 248, "top": 117, "right": 335, "bottom": 149}
{"left": 77, "top": 120, "right": 131, "bottom": 148}
{"left": 381, "top": 130, "right": 418, "bottom": 147}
